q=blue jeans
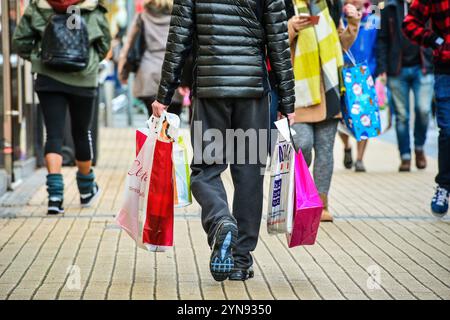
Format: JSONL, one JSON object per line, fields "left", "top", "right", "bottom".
{"left": 435, "top": 74, "right": 450, "bottom": 190}
{"left": 388, "top": 66, "right": 434, "bottom": 160}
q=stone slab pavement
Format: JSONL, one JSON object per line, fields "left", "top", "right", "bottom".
{"left": 0, "top": 127, "right": 449, "bottom": 300}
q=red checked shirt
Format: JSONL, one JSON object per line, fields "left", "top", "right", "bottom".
{"left": 402, "top": 0, "right": 450, "bottom": 74}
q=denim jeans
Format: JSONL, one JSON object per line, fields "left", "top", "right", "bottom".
{"left": 388, "top": 66, "right": 435, "bottom": 160}
{"left": 435, "top": 74, "right": 450, "bottom": 190}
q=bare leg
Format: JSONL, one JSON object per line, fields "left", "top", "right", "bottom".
{"left": 76, "top": 160, "right": 92, "bottom": 176}
{"left": 356, "top": 140, "right": 368, "bottom": 162}
{"left": 339, "top": 132, "right": 351, "bottom": 149}
{"left": 46, "top": 153, "right": 63, "bottom": 174}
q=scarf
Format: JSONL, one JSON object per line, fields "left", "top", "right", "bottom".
{"left": 46, "top": 0, "right": 84, "bottom": 12}
{"left": 293, "top": 0, "right": 344, "bottom": 108}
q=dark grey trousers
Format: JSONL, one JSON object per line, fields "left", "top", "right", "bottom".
{"left": 190, "top": 96, "right": 269, "bottom": 269}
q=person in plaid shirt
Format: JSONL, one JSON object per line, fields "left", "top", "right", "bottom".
{"left": 403, "top": 0, "right": 450, "bottom": 217}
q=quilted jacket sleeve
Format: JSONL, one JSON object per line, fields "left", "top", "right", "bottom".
{"left": 263, "top": 0, "right": 295, "bottom": 114}
{"left": 157, "top": 0, "right": 195, "bottom": 106}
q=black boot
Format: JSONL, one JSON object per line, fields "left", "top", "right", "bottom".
{"left": 229, "top": 267, "right": 254, "bottom": 281}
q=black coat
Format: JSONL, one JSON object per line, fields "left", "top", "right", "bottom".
{"left": 376, "top": 0, "right": 433, "bottom": 76}
{"left": 157, "top": 0, "right": 295, "bottom": 114}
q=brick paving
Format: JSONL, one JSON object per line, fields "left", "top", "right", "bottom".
{"left": 0, "top": 127, "right": 449, "bottom": 300}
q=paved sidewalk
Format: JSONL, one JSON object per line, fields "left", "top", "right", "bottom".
{"left": 0, "top": 127, "right": 449, "bottom": 300}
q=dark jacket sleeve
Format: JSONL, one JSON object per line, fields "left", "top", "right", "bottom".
{"left": 376, "top": 7, "right": 389, "bottom": 76}
{"left": 12, "top": 5, "right": 36, "bottom": 60}
{"left": 264, "top": 0, "right": 295, "bottom": 114}
{"left": 157, "top": 0, "right": 195, "bottom": 106}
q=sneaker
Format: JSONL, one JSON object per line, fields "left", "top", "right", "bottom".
{"left": 354, "top": 160, "right": 366, "bottom": 172}
{"left": 80, "top": 183, "right": 100, "bottom": 208}
{"left": 343, "top": 148, "right": 353, "bottom": 169}
{"left": 229, "top": 267, "right": 254, "bottom": 281}
{"left": 48, "top": 197, "right": 64, "bottom": 215}
{"left": 431, "top": 186, "right": 449, "bottom": 218}
{"left": 209, "top": 219, "right": 238, "bottom": 282}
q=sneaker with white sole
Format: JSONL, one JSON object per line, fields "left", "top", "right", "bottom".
{"left": 80, "top": 183, "right": 100, "bottom": 208}
{"left": 209, "top": 219, "right": 238, "bottom": 282}
{"left": 48, "top": 197, "right": 64, "bottom": 215}
{"left": 431, "top": 186, "right": 449, "bottom": 218}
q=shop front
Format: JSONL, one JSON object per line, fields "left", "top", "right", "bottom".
{"left": 1, "top": 0, "right": 38, "bottom": 195}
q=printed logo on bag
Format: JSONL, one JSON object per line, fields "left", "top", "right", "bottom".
{"left": 128, "top": 160, "right": 149, "bottom": 182}
{"left": 272, "top": 179, "right": 282, "bottom": 208}
{"left": 278, "top": 143, "right": 292, "bottom": 172}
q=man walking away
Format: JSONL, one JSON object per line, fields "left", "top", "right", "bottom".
{"left": 403, "top": 0, "right": 450, "bottom": 217}
{"left": 377, "top": 0, "right": 434, "bottom": 172}
{"left": 152, "top": 0, "right": 295, "bottom": 281}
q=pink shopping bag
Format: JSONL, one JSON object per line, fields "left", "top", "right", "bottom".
{"left": 287, "top": 149, "right": 323, "bottom": 248}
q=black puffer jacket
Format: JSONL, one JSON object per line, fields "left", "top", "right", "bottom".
{"left": 157, "top": 0, "right": 295, "bottom": 114}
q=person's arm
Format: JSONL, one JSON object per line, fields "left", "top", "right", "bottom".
{"left": 156, "top": 0, "right": 195, "bottom": 107}
{"left": 95, "top": 11, "right": 112, "bottom": 60}
{"left": 12, "top": 5, "right": 36, "bottom": 60}
{"left": 402, "top": 0, "right": 440, "bottom": 49}
{"left": 264, "top": 0, "right": 295, "bottom": 115}
{"left": 376, "top": 7, "right": 389, "bottom": 77}
{"left": 118, "top": 15, "right": 141, "bottom": 83}
{"left": 338, "top": 17, "right": 360, "bottom": 51}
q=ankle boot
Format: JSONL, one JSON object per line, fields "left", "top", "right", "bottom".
{"left": 319, "top": 193, "right": 334, "bottom": 222}
{"left": 46, "top": 174, "right": 64, "bottom": 215}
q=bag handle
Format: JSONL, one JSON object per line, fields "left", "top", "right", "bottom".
{"left": 343, "top": 49, "right": 357, "bottom": 67}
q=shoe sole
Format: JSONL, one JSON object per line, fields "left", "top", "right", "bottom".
{"left": 229, "top": 271, "right": 255, "bottom": 281}
{"left": 210, "top": 222, "right": 237, "bottom": 282}
{"left": 47, "top": 207, "right": 65, "bottom": 215}
{"left": 431, "top": 210, "right": 448, "bottom": 219}
{"left": 81, "top": 188, "right": 101, "bottom": 208}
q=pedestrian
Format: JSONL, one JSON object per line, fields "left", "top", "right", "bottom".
{"left": 289, "top": 0, "right": 361, "bottom": 222}
{"left": 339, "top": 0, "right": 380, "bottom": 173}
{"left": 152, "top": 0, "right": 295, "bottom": 282}
{"left": 118, "top": 0, "right": 184, "bottom": 117}
{"left": 402, "top": 0, "right": 450, "bottom": 217}
{"left": 377, "top": 0, "right": 434, "bottom": 172}
{"left": 12, "top": 0, "right": 111, "bottom": 214}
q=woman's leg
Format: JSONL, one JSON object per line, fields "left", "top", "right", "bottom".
{"left": 291, "top": 123, "right": 314, "bottom": 167}
{"left": 67, "top": 94, "right": 100, "bottom": 206}
{"left": 339, "top": 131, "right": 353, "bottom": 169}
{"left": 36, "top": 91, "right": 68, "bottom": 214}
{"left": 313, "top": 119, "right": 339, "bottom": 221}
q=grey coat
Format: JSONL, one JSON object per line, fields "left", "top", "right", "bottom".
{"left": 123, "top": 8, "right": 182, "bottom": 103}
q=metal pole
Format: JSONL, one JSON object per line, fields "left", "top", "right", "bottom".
{"left": 126, "top": 0, "right": 135, "bottom": 127}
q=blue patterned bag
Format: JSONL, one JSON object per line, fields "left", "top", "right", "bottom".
{"left": 340, "top": 51, "right": 381, "bottom": 141}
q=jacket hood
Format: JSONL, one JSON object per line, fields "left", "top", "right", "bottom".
{"left": 35, "top": 0, "right": 104, "bottom": 12}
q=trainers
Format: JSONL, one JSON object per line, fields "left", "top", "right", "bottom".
{"left": 354, "top": 160, "right": 366, "bottom": 172}
{"left": 229, "top": 267, "right": 255, "bottom": 281}
{"left": 431, "top": 186, "right": 449, "bottom": 218}
{"left": 343, "top": 148, "right": 353, "bottom": 169}
{"left": 209, "top": 219, "right": 238, "bottom": 282}
{"left": 48, "top": 197, "right": 64, "bottom": 215}
{"left": 80, "top": 183, "right": 100, "bottom": 208}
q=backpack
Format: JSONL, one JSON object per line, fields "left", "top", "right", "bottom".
{"left": 40, "top": 10, "right": 90, "bottom": 72}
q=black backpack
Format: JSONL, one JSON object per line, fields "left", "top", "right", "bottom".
{"left": 40, "top": 12, "right": 90, "bottom": 72}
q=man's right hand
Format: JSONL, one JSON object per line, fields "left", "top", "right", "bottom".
{"left": 151, "top": 100, "right": 168, "bottom": 117}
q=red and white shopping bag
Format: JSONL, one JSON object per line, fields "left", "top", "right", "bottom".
{"left": 116, "top": 112, "right": 179, "bottom": 252}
